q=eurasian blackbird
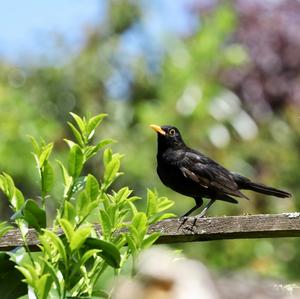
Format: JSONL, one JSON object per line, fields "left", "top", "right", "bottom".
{"left": 150, "top": 124, "right": 291, "bottom": 218}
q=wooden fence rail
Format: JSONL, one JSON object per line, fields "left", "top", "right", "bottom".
{"left": 1, "top": 212, "right": 300, "bottom": 251}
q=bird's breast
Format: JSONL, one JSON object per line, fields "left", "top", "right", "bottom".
{"left": 157, "top": 159, "right": 179, "bottom": 180}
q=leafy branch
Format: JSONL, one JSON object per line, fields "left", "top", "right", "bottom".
{"left": 0, "top": 113, "right": 175, "bottom": 299}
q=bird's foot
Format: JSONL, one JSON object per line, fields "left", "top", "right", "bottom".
{"left": 177, "top": 216, "right": 198, "bottom": 231}
{"left": 196, "top": 214, "right": 207, "bottom": 219}
{"left": 177, "top": 216, "right": 189, "bottom": 230}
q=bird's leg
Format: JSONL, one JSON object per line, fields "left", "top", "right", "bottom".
{"left": 196, "top": 199, "right": 216, "bottom": 218}
{"left": 178, "top": 206, "right": 198, "bottom": 230}
{"left": 178, "top": 197, "right": 203, "bottom": 230}
{"left": 180, "top": 197, "right": 203, "bottom": 218}
{"left": 180, "top": 205, "right": 200, "bottom": 218}
{"left": 183, "top": 199, "right": 216, "bottom": 229}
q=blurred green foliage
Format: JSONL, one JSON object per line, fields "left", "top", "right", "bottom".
{"left": 0, "top": 0, "right": 300, "bottom": 282}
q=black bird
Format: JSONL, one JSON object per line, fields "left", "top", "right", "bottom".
{"left": 150, "top": 124, "right": 291, "bottom": 218}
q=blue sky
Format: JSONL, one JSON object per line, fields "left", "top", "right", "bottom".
{"left": 0, "top": 0, "right": 103, "bottom": 63}
{"left": 0, "top": 0, "right": 199, "bottom": 65}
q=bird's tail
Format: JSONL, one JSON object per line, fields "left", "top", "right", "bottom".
{"left": 233, "top": 173, "right": 291, "bottom": 198}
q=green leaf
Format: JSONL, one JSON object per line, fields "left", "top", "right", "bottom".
{"left": 68, "top": 121, "right": 84, "bottom": 146}
{"left": 99, "top": 209, "right": 112, "bottom": 238}
{"left": 127, "top": 201, "right": 138, "bottom": 215}
{"left": 42, "top": 230, "right": 67, "bottom": 265}
{"left": 126, "top": 235, "right": 137, "bottom": 254}
{"left": 0, "top": 173, "right": 24, "bottom": 210}
{"left": 157, "top": 197, "right": 174, "bottom": 212}
{"left": 103, "top": 148, "right": 112, "bottom": 167}
{"left": 42, "top": 260, "right": 62, "bottom": 298}
{"left": 68, "top": 144, "right": 84, "bottom": 178}
{"left": 130, "top": 212, "right": 147, "bottom": 246}
{"left": 86, "top": 114, "right": 107, "bottom": 140}
{"left": 132, "top": 212, "right": 147, "bottom": 231}
{"left": 38, "top": 235, "right": 53, "bottom": 259}
{"left": 116, "top": 208, "right": 130, "bottom": 224}
{"left": 85, "top": 174, "right": 99, "bottom": 201}
{"left": 76, "top": 191, "right": 90, "bottom": 217}
{"left": 24, "top": 200, "right": 46, "bottom": 231}
{"left": 107, "top": 204, "right": 117, "bottom": 226}
{"left": 114, "top": 187, "right": 132, "bottom": 204}
{"left": 19, "top": 263, "right": 40, "bottom": 282}
{"left": 70, "top": 225, "right": 92, "bottom": 252}
{"left": 28, "top": 135, "right": 41, "bottom": 155}
{"left": 146, "top": 189, "right": 158, "bottom": 217}
{"left": 57, "top": 160, "right": 73, "bottom": 197}
{"left": 41, "top": 161, "right": 54, "bottom": 196}
{"left": 141, "top": 232, "right": 161, "bottom": 249}
{"left": 14, "top": 188, "right": 25, "bottom": 211}
{"left": 11, "top": 199, "right": 46, "bottom": 231}
{"left": 103, "top": 158, "right": 120, "bottom": 186}
{"left": 59, "top": 218, "right": 74, "bottom": 243}
{"left": 81, "top": 249, "right": 101, "bottom": 266}
{"left": 0, "top": 222, "right": 12, "bottom": 238}
{"left": 39, "top": 143, "right": 54, "bottom": 167}
{"left": 63, "top": 201, "right": 76, "bottom": 224}
{"left": 101, "top": 193, "right": 110, "bottom": 211}
{"left": 85, "top": 237, "right": 121, "bottom": 268}
{"left": 97, "top": 138, "right": 116, "bottom": 148}
{"left": 64, "top": 139, "right": 77, "bottom": 149}
{"left": 36, "top": 274, "right": 52, "bottom": 299}
{"left": 2, "top": 173, "right": 15, "bottom": 199}
{"left": 86, "top": 199, "right": 102, "bottom": 215}
{"left": 72, "top": 176, "right": 86, "bottom": 194}
{"left": 128, "top": 225, "right": 139, "bottom": 245}
{"left": 57, "top": 160, "right": 70, "bottom": 186}
{"left": 114, "top": 234, "right": 127, "bottom": 249}
{"left": 85, "top": 139, "right": 116, "bottom": 160}
{"left": 15, "top": 265, "right": 34, "bottom": 285}
{"left": 70, "top": 112, "right": 86, "bottom": 133}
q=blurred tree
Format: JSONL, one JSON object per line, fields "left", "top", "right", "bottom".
{"left": 0, "top": 0, "right": 299, "bottom": 281}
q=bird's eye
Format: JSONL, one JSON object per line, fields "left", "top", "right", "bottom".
{"left": 169, "top": 129, "right": 176, "bottom": 136}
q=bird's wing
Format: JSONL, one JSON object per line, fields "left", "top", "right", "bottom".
{"left": 180, "top": 151, "right": 249, "bottom": 199}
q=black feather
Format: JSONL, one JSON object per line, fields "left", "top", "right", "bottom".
{"left": 233, "top": 173, "right": 291, "bottom": 198}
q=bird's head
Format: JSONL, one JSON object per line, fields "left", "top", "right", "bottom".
{"left": 150, "top": 125, "right": 185, "bottom": 150}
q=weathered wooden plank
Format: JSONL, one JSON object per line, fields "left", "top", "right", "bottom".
{"left": 150, "top": 212, "right": 300, "bottom": 243}
{"left": 1, "top": 213, "right": 300, "bottom": 251}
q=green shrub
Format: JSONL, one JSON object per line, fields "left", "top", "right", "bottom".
{"left": 0, "top": 113, "right": 175, "bottom": 299}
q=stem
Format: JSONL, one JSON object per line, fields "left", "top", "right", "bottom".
{"left": 75, "top": 215, "right": 88, "bottom": 229}
{"left": 41, "top": 197, "right": 46, "bottom": 209}
{"left": 24, "top": 241, "right": 35, "bottom": 266}
{"left": 17, "top": 220, "right": 35, "bottom": 266}
{"left": 60, "top": 181, "right": 75, "bottom": 217}
{"left": 40, "top": 168, "right": 46, "bottom": 210}
{"left": 131, "top": 255, "right": 137, "bottom": 277}
{"left": 63, "top": 287, "right": 67, "bottom": 299}
{"left": 60, "top": 148, "right": 87, "bottom": 218}
{"left": 62, "top": 260, "right": 70, "bottom": 299}
{"left": 90, "top": 260, "right": 108, "bottom": 289}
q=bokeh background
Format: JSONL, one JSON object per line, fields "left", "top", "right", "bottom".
{"left": 1, "top": 0, "right": 300, "bottom": 282}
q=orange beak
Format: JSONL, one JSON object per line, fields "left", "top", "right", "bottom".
{"left": 150, "top": 124, "right": 166, "bottom": 135}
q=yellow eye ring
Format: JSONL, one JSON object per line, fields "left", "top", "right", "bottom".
{"left": 169, "top": 129, "right": 176, "bottom": 136}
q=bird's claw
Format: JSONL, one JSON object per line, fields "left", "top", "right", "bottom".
{"left": 177, "top": 216, "right": 189, "bottom": 230}
{"left": 177, "top": 216, "right": 199, "bottom": 231}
